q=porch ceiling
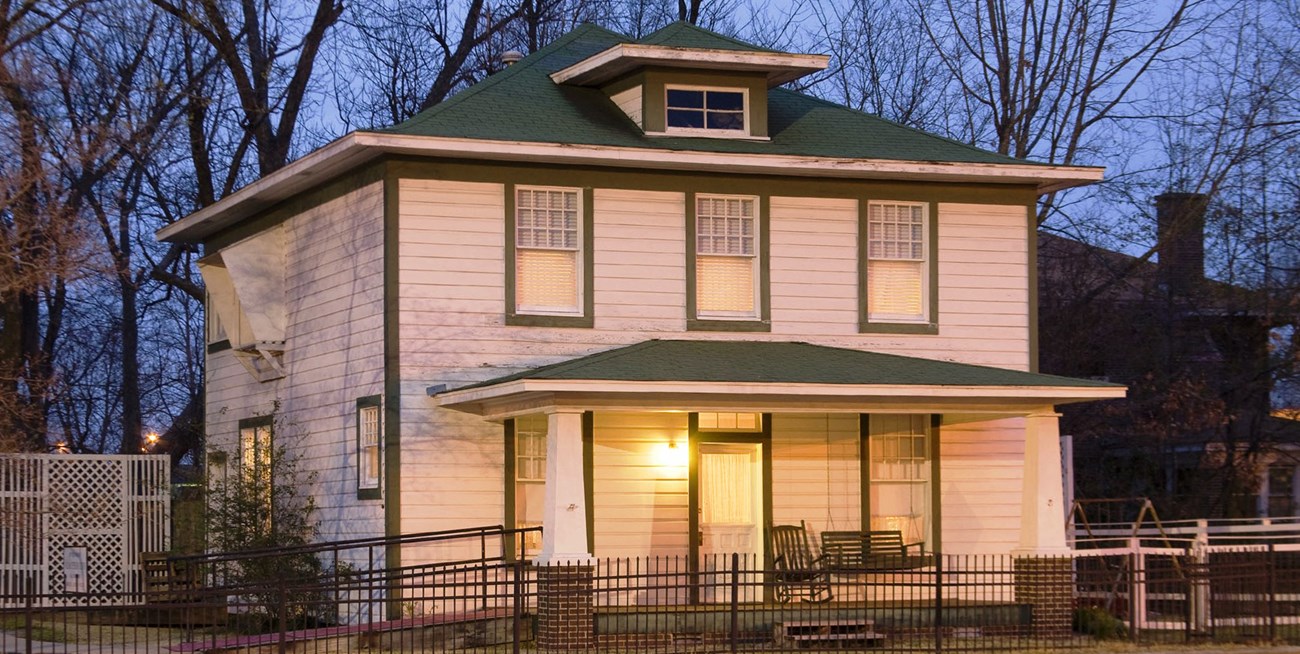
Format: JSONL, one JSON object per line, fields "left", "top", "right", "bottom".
{"left": 432, "top": 340, "right": 1126, "bottom": 419}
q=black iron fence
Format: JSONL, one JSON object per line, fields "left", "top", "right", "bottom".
{"left": 6, "top": 540, "right": 1300, "bottom": 652}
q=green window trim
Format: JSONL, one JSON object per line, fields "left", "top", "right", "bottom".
{"left": 860, "top": 413, "right": 942, "bottom": 553}
{"left": 356, "top": 395, "right": 383, "bottom": 500}
{"left": 686, "top": 192, "right": 771, "bottom": 331}
{"left": 505, "top": 184, "right": 595, "bottom": 328}
{"left": 858, "top": 200, "right": 940, "bottom": 334}
{"left": 687, "top": 412, "right": 774, "bottom": 603}
{"left": 503, "top": 413, "right": 595, "bottom": 562}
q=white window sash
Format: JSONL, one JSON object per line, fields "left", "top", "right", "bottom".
{"left": 515, "top": 187, "right": 583, "bottom": 315}
{"left": 358, "top": 404, "right": 381, "bottom": 491}
{"left": 866, "top": 201, "right": 929, "bottom": 323}
{"left": 695, "top": 195, "right": 759, "bottom": 318}
{"left": 664, "top": 85, "right": 750, "bottom": 136}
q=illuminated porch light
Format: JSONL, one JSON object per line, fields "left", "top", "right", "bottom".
{"left": 655, "top": 439, "right": 689, "bottom": 468}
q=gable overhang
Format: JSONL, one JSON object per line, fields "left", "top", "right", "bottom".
{"left": 433, "top": 378, "right": 1127, "bottom": 421}
{"left": 157, "top": 131, "right": 1104, "bottom": 243}
{"left": 549, "top": 44, "right": 830, "bottom": 87}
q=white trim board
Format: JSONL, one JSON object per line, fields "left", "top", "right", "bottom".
{"left": 157, "top": 131, "right": 1104, "bottom": 243}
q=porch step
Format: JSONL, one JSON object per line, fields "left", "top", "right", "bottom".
{"left": 774, "top": 619, "right": 886, "bottom": 648}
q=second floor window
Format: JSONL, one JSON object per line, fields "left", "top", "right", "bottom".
{"left": 667, "top": 87, "right": 746, "bottom": 134}
{"left": 696, "top": 195, "right": 759, "bottom": 318}
{"left": 866, "top": 201, "right": 928, "bottom": 323}
{"left": 516, "top": 187, "right": 582, "bottom": 315}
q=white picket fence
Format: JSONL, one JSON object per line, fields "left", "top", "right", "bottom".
{"left": 1073, "top": 534, "right": 1300, "bottom": 634}
{"left": 1072, "top": 515, "right": 1300, "bottom": 548}
{"left": 0, "top": 454, "right": 170, "bottom": 607}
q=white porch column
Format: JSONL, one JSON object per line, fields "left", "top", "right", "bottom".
{"left": 1014, "top": 410, "right": 1071, "bottom": 555}
{"left": 535, "top": 408, "right": 592, "bottom": 565}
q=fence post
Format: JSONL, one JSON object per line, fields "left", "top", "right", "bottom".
{"left": 481, "top": 529, "right": 489, "bottom": 609}
{"left": 730, "top": 553, "right": 740, "bottom": 654}
{"left": 1268, "top": 543, "right": 1277, "bottom": 641}
{"left": 934, "top": 553, "right": 943, "bottom": 654}
{"left": 1129, "top": 537, "right": 1144, "bottom": 643}
{"left": 24, "top": 576, "right": 33, "bottom": 654}
{"left": 513, "top": 559, "right": 524, "bottom": 654}
{"left": 1190, "top": 533, "right": 1209, "bottom": 636}
{"left": 278, "top": 585, "right": 288, "bottom": 654}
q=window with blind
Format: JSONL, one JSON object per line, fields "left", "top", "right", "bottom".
{"left": 866, "top": 201, "right": 929, "bottom": 323}
{"left": 695, "top": 195, "right": 759, "bottom": 318}
{"left": 356, "top": 396, "right": 381, "bottom": 498}
{"left": 515, "top": 187, "right": 582, "bottom": 315}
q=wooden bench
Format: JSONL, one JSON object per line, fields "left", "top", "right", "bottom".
{"left": 819, "top": 530, "right": 933, "bottom": 571}
{"left": 141, "top": 552, "right": 200, "bottom": 602}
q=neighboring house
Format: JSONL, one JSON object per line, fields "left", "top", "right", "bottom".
{"left": 157, "top": 22, "right": 1124, "bottom": 572}
{"left": 1039, "top": 193, "right": 1298, "bottom": 519}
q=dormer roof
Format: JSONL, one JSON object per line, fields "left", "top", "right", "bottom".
{"left": 549, "top": 43, "right": 827, "bottom": 88}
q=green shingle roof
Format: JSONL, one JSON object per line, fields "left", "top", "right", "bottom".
{"left": 457, "top": 340, "right": 1123, "bottom": 390}
{"left": 382, "top": 23, "right": 1031, "bottom": 166}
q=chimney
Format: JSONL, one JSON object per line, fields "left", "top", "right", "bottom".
{"left": 1155, "top": 192, "right": 1208, "bottom": 297}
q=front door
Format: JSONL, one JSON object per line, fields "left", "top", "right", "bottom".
{"left": 698, "top": 442, "right": 764, "bottom": 603}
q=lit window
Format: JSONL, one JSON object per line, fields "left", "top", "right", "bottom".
{"left": 697, "top": 412, "right": 762, "bottom": 432}
{"left": 516, "top": 187, "right": 582, "bottom": 315}
{"left": 667, "top": 87, "right": 746, "bottom": 133}
{"left": 239, "top": 418, "right": 273, "bottom": 526}
{"left": 869, "top": 415, "right": 931, "bottom": 548}
{"left": 866, "top": 202, "right": 928, "bottom": 322}
{"left": 357, "top": 398, "right": 381, "bottom": 496}
{"left": 513, "top": 415, "right": 547, "bottom": 557}
{"left": 696, "top": 195, "right": 758, "bottom": 318}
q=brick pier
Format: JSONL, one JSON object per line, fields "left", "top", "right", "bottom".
{"left": 535, "top": 564, "right": 595, "bottom": 651}
{"left": 1014, "top": 556, "right": 1073, "bottom": 638}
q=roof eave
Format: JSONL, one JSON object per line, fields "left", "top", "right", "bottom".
{"left": 157, "top": 132, "right": 1104, "bottom": 243}
{"left": 433, "top": 378, "right": 1127, "bottom": 418}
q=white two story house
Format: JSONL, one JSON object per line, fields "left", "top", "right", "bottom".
{"left": 158, "top": 22, "right": 1124, "bottom": 573}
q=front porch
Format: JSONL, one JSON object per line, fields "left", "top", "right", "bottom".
{"left": 433, "top": 341, "right": 1124, "bottom": 568}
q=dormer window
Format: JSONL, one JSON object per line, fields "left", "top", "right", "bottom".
{"left": 666, "top": 87, "right": 746, "bottom": 134}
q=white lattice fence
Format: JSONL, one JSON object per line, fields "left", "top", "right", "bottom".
{"left": 0, "top": 454, "right": 169, "bottom": 607}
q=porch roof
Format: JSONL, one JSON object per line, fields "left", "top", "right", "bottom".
{"left": 433, "top": 340, "right": 1126, "bottom": 418}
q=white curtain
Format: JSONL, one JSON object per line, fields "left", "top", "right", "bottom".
{"left": 701, "top": 453, "right": 753, "bottom": 524}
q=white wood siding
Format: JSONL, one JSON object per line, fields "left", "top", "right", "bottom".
{"left": 770, "top": 414, "right": 861, "bottom": 542}
{"left": 934, "top": 203, "right": 1031, "bottom": 370}
{"left": 204, "top": 181, "right": 385, "bottom": 552}
{"left": 592, "top": 412, "right": 689, "bottom": 557}
{"left": 394, "top": 180, "right": 1034, "bottom": 556}
{"left": 398, "top": 180, "right": 509, "bottom": 541}
{"left": 769, "top": 198, "right": 859, "bottom": 335}
{"left": 939, "top": 415, "right": 1026, "bottom": 554}
{"left": 610, "top": 85, "right": 643, "bottom": 128}
{"left": 594, "top": 189, "right": 686, "bottom": 331}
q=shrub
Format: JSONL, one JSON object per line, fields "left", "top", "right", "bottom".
{"left": 1073, "top": 605, "right": 1127, "bottom": 639}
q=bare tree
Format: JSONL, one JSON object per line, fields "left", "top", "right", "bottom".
{"left": 0, "top": 0, "right": 94, "bottom": 450}
{"left": 149, "top": 0, "right": 344, "bottom": 176}
{"left": 916, "top": 0, "right": 1212, "bottom": 224}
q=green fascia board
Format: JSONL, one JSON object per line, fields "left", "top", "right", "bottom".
{"left": 382, "top": 23, "right": 1035, "bottom": 167}
{"left": 455, "top": 340, "right": 1125, "bottom": 390}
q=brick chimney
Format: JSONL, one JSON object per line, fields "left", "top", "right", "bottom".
{"left": 1155, "top": 192, "right": 1209, "bottom": 297}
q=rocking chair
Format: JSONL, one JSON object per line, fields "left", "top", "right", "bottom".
{"left": 768, "top": 521, "right": 833, "bottom": 603}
